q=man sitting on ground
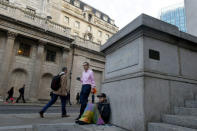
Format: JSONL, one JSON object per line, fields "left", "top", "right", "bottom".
{"left": 76, "top": 93, "right": 111, "bottom": 125}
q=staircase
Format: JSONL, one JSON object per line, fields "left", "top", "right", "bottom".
{"left": 149, "top": 96, "right": 197, "bottom": 131}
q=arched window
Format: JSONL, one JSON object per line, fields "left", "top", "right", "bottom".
{"left": 87, "top": 25, "right": 91, "bottom": 32}
{"left": 83, "top": 13, "right": 86, "bottom": 18}
{"left": 88, "top": 14, "right": 92, "bottom": 22}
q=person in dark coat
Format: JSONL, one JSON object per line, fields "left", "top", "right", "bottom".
{"left": 76, "top": 93, "right": 80, "bottom": 104}
{"left": 6, "top": 87, "right": 14, "bottom": 103}
{"left": 39, "top": 67, "right": 70, "bottom": 118}
{"left": 16, "top": 84, "right": 26, "bottom": 103}
{"left": 97, "top": 93, "right": 111, "bottom": 124}
{"left": 76, "top": 93, "right": 111, "bottom": 125}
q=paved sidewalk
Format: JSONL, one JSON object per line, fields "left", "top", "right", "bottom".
{"left": 0, "top": 113, "right": 127, "bottom": 131}
{"left": 0, "top": 113, "right": 78, "bottom": 127}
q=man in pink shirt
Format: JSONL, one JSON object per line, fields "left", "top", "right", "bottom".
{"left": 76, "top": 62, "right": 96, "bottom": 120}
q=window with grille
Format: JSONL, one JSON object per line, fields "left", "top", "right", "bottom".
{"left": 46, "top": 50, "right": 56, "bottom": 62}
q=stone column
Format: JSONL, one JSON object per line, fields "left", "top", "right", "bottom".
{"left": 0, "top": 31, "right": 17, "bottom": 97}
{"left": 29, "top": 40, "right": 45, "bottom": 101}
{"left": 61, "top": 48, "right": 72, "bottom": 90}
{"left": 62, "top": 48, "right": 70, "bottom": 68}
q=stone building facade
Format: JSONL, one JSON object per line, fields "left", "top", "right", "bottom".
{"left": 0, "top": 1, "right": 105, "bottom": 102}
{"left": 6, "top": 0, "right": 119, "bottom": 45}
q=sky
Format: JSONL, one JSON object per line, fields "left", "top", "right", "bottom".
{"left": 82, "top": 0, "right": 184, "bottom": 29}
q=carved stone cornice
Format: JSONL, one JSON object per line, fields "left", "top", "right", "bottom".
{"left": 7, "top": 31, "right": 17, "bottom": 40}
{"left": 0, "top": 19, "right": 71, "bottom": 48}
{"left": 38, "top": 40, "right": 47, "bottom": 46}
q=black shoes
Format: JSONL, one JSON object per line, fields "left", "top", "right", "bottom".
{"left": 39, "top": 111, "right": 44, "bottom": 118}
{"left": 75, "top": 116, "right": 81, "bottom": 121}
{"left": 62, "top": 114, "right": 70, "bottom": 118}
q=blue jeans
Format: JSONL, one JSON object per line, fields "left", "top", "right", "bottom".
{"left": 79, "top": 84, "right": 91, "bottom": 117}
{"left": 41, "top": 93, "right": 67, "bottom": 115}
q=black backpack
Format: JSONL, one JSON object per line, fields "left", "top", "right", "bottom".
{"left": 51, "top": 74, "right": 64, "bottom": 91}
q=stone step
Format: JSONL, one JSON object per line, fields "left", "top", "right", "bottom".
{"left": 174, "top": 107, "right": 197, "bottom": 116}
{"left": 0, "top": 123, "right": 126, "bottom": 131}
{"left": 33, "top": 123, "right": 127, "bottom": 131}
{"left": 185, "top": 100, "right": 197, "bottom": 108}
{"left": 162, "top": 115, "right": 197, "bottom": 129}
{"left": 0, "top": 125, "right": 32, "bottom": 131}
{"left": 148, "top": 123, "right": 197, "bottom": 131}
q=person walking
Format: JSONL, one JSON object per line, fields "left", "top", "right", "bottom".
{"left": 76, "top": 62, "right": 96, "bottom": 120}
{"left": 5, "top": 87, "right": 14, "bottom": 103}
{"left": 66, "top": 91, "right": 72, "bottom": 106}
{"left": 16, "top": 84, "right": 26, "bottom": 103}
{"left": 39, "top": 67, "right": 70, "bottom": 118}
{"left": 76, "top": 92, "right": 80, "bottom": 104}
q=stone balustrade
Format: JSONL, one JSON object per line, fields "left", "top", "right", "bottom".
{"left": 73, "top": 36, "right": 101, "bottom": 52}
{"left": 0, "top": 0, "right": 71, "bottom": 37}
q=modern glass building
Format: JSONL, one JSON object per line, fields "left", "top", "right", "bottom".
{"left": 160, "top": 3, "right": 187, "bottom": 32}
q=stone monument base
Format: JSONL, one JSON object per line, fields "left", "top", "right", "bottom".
{"left": 101, "top": 14, "right": 197, "bottom": 131}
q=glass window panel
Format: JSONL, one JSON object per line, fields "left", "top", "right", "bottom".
{"left": 46, "top": 50, "right": 56, "bottom": 62}
{"left": 18, "top": 43, "right": 31, "bottom": 57}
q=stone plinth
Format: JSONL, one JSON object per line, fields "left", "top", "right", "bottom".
{"left": 101, "top": 14, "right": 197, "bottom": 131}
